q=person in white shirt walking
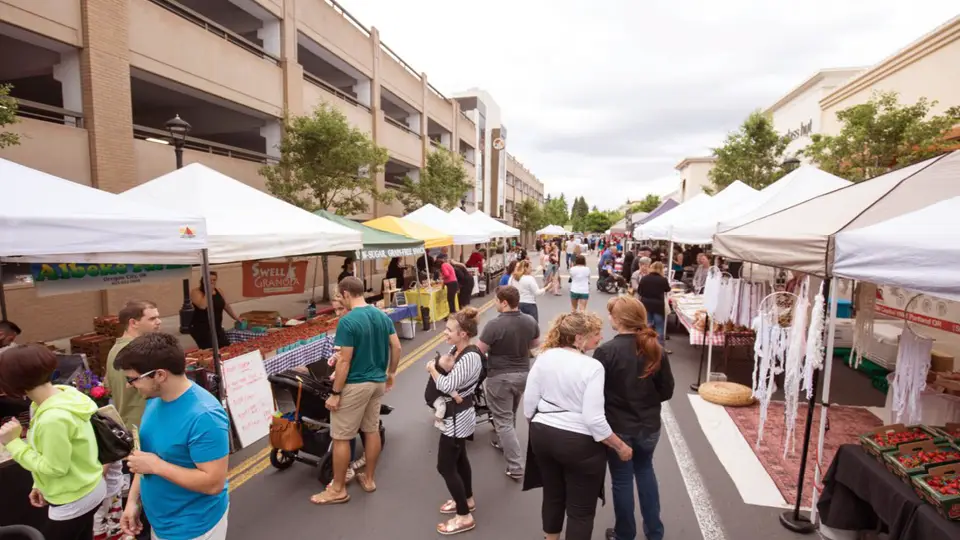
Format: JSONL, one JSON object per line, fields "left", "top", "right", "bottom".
{"left": 508, "top": 260, "right": 546, "bottom": 323}
{"left": 523, "top": 311, "right": 632, "bottom": 540}
{"left": 567, "top": 255, "right": 591, "bottom": 312}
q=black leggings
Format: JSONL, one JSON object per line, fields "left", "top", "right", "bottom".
{"left": 445, "top": 282, "right": 460, "bottom": 314}
{"left": 42, "top": 504, "right": 98, "bottom": 540}
{"left": 530, "top": 422, "right": 607, "bottom": 540}
{"left": 189, "top": 325, "right": 229, "bottom": 350}
{"left": 436, "top": 435, "right": 473, "bottom": 516}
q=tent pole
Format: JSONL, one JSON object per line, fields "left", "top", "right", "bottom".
{"left": 779, "top": 276, "right": 832, "bottom": 534}
{"left": 417, "top": 248, "right": 429, "bottom": 331}
{"left": 311, "top": 256, "right": 320, "bottom": 303}
{"left": 691, "top": 314, "right": 709, "bottom": 391}
{"left": 809, "top": 278, "right": 840, "bottom": 526}
{"left": 200, "top": 249, "right": 233, "bottom": 453}
{"left": 0, "top": 263, "right": 7, "bottom": 321}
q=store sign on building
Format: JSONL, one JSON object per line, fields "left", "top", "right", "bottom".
{"left": 30, "top": 263, "right": 191, "bottom": 297}
{"left": 785, "top": 119, "right": 814, "bottom": 140}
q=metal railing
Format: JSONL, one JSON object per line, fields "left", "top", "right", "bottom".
{"left": 148, "top": 0, "right": 280, "bottom": 65}
{"left": 323, "top": 0, "right": 371, "bottom": 37}
{"left": 133, "top": 124, "right": 275, "bottom": 164}
{"left": 380, "top": 42, "right": 422, "bottom": 83}
{"left": 303, "top": 72, "right": 370, "bottom": 110}
{"left": 384, "top": 115, "right": 420, "bottom": 137}
{"left": 13, "top": 98, "right": 84, "bottom": 127}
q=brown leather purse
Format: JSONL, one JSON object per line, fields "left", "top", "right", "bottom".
{"left": 269, "top": 381, "right": 303, "bottom": 452}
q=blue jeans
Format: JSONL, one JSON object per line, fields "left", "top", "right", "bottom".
{"left": 647, "top": 312, "right": 665, "bottom": 345}
{"left": 607, "top": 430, "right": 663, "bottom": 540}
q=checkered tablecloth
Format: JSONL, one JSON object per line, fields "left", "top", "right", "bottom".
{"left": 225, "top": 329, "right": 266, "bottom": 343}
{"left": 674, "top": 305, "right": 755, "bottom": 347}
{"left": 383, "top": 304, "right": 418, "bottom": 323}
{"left": 263, "top": 335, "right": 336, "bottom": 375}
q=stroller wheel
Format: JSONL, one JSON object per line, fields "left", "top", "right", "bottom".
{"left": 317, "top": 451, "right": 333, "bottom": 485}
{"left": 269, "top": 448, "right": 297, "bottom": 470}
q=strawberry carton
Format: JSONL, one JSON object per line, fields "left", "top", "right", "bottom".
{"left": 860, "top": 424, "right": 945, "bottom": 460}
{"left": 935, "top": 423, "right": 960, "bottom": 444}
{"left": 913, "top": 464, "right": 960, "bottom": 520}
{"left": 884, "top": 440, "right": 960, "bottom": 484}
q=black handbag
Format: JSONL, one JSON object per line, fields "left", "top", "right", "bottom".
{"left": 90, "top": 411, "right": 134, "bottom": 464}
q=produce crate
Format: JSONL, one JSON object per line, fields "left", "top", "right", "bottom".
{"left": 883, "top": 440, "right": 960, "bottom": 484}
{"left": 70, "top": 333, "right": 117, "bottom": 377}
{"left": 935, "top": 423, "right": 960, "bottom": 444}
{"left": 93, "top": 315, "right": 123, "bottom": 338}
{"left": 912, "top": 464, "right": 960, "bottom": 520}
{"left": 860, "top": 424, "right": 945, "bottom": 460}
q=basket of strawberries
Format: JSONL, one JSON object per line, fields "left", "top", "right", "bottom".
{"left": 935, "top": 423, "right": 960, "bottom": 445}
{"left": 913, "top": 464, "right": 960, "bottom": 520}
{"left": 860, "top": 424, "right": 945, "bottom": 461}
{"left": 884, "top": 440, "right": 960, "bottom": 484}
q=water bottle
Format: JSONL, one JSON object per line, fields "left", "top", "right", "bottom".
{"left": 275, "top": 315, "right": 282, "bottom": 327}
{"left": 306, "top": 301, "right": 317, "bottom": 319}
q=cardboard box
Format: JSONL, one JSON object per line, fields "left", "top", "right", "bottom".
{"left": 913, "top": 463, "right": 960, "bottom": 520}
{"left": 860, "top": 424, "right": 944, "bottom": 460}
{"left": 883, "top": 440, "right": 960, "bottom": 484}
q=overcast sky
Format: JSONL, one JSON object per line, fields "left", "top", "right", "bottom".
{"left": 344, "top": 1, "right": 958, "bottom": 210}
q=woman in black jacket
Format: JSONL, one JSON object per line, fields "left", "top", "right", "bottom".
{"left": 593, "top": 296, "right": 675, "bottom": 540}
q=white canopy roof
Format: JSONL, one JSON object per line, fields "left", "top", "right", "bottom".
{"left": 405, "top": 204, "right": 489, "bottom": 245}
{"left": 714, "top": 151, "right": 960, "bottom": 276}
{"left": 718, "top": 166, "right": 851, "bottom": 231}
{"left": 834, "top": 196, "right": 960, "bottom": 302}
{"left": 455, "top": 208, "right": 520, "bottom": 238}
{"left": 119, "top": 163, "right": 362, "bottom": 264}
{"left": 537, "top": 224, "right": 567, "bottom": 235}
{"left": 633, "top": 192, "right": 713, "bottom": 240}
{"left": 667, "top": 181, "right": 760, "bottom": 243}
{"left": 1, "top": 158, "right": 207, "bottom": 263}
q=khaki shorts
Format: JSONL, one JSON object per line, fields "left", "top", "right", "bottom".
{"left": 331, "top": 381, "right": 386, "bottom": 440}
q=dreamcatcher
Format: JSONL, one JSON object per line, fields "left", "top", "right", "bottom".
{"left": 803, "top": 282, "right": 827, "bottom": 399}
{"left": 892, "top": 294, "right": 934, "bottom": 425}
{"left": 851, "top": 282, "right": 878, "bottom": 369}
{"left": 782, "top": 277, "right": 811, "bottom": 457}
{"left": 752, "top": 290, "right": 797, "bottom": 447}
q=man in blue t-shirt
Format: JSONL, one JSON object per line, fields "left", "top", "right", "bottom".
{"left": 311, "top": 276, "right": 402, "bottom": 505}
{"left": 116, "top": 333, "right": 230, "bottom": 540}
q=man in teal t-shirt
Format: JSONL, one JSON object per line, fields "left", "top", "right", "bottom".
{"left": 312, "top": 277, "right": 401, "bottom": 505}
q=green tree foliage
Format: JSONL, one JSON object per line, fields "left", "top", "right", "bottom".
{"left": 0, "top": 84, "right": 21, "bottom": 149}
{"left": 582, "top": 210, "right": 615, "bottom": 233}
{"left": 570, "top": 196, "right": 590, "bottom": 231}
{"left": 260, "top": 104, "right": 391, "bottom": 300}
{"left": 802, "top": 91, "right": 960, "bottom": 182}
{"left": 514, "top": 198, "right": 545, "bottom": 233}
{"left": 542, "top": 194, "right": 569, "bottom": 226}
{"left": 709, "top": 111, "right": 792, "bottom": 192}
{"left": 630, "top": 194, "right": 661, "bottom": 214}
{"left": 396, "top": 146, "right": 473, "bottom": 212}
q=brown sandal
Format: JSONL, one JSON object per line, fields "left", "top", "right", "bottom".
{"left": 437, "top": 517, "right": 476, "bottom": 535}
{"left": 309, "top": 490, "right": 350, "bottom": 505}
{"left": 356, "top": 471, "right": 377, "bottom": 493}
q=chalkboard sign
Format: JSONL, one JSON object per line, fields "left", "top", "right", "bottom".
{"left": 395, "top": 291, "right": 407, "bottom": 306}
{"left": 221, "top": 350, "right": 274, "bottom": 448}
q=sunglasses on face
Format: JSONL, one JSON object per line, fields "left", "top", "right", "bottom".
{"left": 125, "top": 370, "right": 159, "bottom": 385}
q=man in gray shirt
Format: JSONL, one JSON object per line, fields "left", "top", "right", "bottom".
{"left": 478, "top": 285, "right": 540, "bottom": 479}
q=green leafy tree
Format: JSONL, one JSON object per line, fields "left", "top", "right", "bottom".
{"left": 570, "top": 196, "right": 590, "bottom": 231}
{"left": 709, "top": 111, "right": 792, "bottom": 192}
{"left": 542, "top": 194, "right": 569, "bottom": 226}
{"left": 582, "top": 210, "right": 615, "bottom": 233}
{"left": 261, "top": 104, "right": 391, "bottom": 301}
{"left": 0, "top": 84, "right": 21, "bottom": 149}
{"left": 396, "top": 146, "right": 473, "bottom": 212}
{"left": 802, "top": 91, "right": 960, "bottom": 182}
{"left": 514, "top": 198, "right": 545, "bottom": 233}
{"left": 630, "top": 194, "right": 661, "bottom": 214}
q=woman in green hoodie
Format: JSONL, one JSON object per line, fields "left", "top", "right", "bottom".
{"left": 0, "top": 344, "right": 106, "bottom": 540}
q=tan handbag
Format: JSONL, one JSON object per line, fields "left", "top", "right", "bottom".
{"left": 269, "top": 382, "right": 303, "bottom": 452}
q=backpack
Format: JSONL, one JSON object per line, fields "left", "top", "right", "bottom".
{"left": 424, "top": 345, "right": 486, "bottom": 408}
{"left": 91, "top": 411, "right": 134, "bottom": 464}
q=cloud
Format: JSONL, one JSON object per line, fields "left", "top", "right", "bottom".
{"left": 342, "top": 0, "right": 959, "bottom": 209}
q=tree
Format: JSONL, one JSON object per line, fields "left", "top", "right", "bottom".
{"left": 0, "top": 84, "right": 21, "bottom": 149}
{"left": 709, "top": 111, "right": 792, "bottom": 192}
{"left": 542, "top": 194, "right": 569, "bottom": 226}
{"left": 514, "top": 198, "right": 545, "bottom": 233}
{"left": 261, "top": 104, "right": 391, "bottom": 301}
{"left": 630, "top": 194, "right": 661, "bottom": 214}
{"left": 582, "top": 210, "right": 615, "bottom": 233}
{"left": 802, "top": 91, "right": 960, "bottom": 182}
{"left": 396, "top": 146, "right": 473, "bottom": 212}
{"left": 570, "top": 196, "right": 590, "bottom": 231}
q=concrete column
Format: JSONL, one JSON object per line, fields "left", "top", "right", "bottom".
{"left": 281, "top": 0, "right": 303, "bottom": 117}
{"left": 406, "top": 111, "right": 420, "bottom": 134}
{"left": 407, "top": 169, "right": 420, "bottom": 183}
{"left": 370, "top": 27, "right": 385, "bottom": 217}
{"left": 353, "top": 80, "right": 371, "bottom": 108}
{"left": 420, "top": 71, "right": 429, "bottom": 166}
{"left": 440, "top": 132, "right": 451, "bottom": 149}
{"left": 261, "top": 119, "right": 282, "bottom": 158}
{"left": 258, "top": 18, "right": 281, "bottom": 58}
{"left": 53, "top": 50, "right": 82, "bottom": 126}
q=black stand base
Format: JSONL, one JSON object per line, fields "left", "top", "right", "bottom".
{"left": 778, "top": 510, "right": 816, "bottom": 534}
{"left": 689, "top": 383, "right": 700, "bottom": 392}
{"left": 178, "top": 306, "right": 193, "bottom": 334}
{"left": 421, "top": 307, "right": 431, "bottom": 331}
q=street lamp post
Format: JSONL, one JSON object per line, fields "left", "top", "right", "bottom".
{"left": 166, "top": 114, "right": 194, "bottom": 334}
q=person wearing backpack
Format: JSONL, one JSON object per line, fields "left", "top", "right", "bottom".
{"left": 425, "top": 307, "right": 484, "bottom": 536}
{"left": 0, "top": 344, "right": 106, "bottom": 540}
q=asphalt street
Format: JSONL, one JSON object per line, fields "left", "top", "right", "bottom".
{"left": 223, "top": 252, "right": 814, "bottom": 540}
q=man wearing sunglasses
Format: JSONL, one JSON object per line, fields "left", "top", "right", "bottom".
{"left": 115, "top": 333, "right": 230, "bottom": 540}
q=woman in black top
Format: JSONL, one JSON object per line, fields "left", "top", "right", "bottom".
{"left": 189, "top": 271, "right": 239, "bottom": 349}
{"left": 593, "top": 295, "right": 674, "bottom": 540}
{"left": 337, "top": 257, "right": 355, "bottom": 283}
{"left": 637, "top": 262, "right": 672, "bottom": 345}
{"left": 386, "top": 257, "right": 406, "bottom": 290}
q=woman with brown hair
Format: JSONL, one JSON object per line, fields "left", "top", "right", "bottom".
{"left": 523, "top": 312, "right": 633, "bottom": 540}
{"left": 508, "top": 259, "right": 546, "bottom": 322}
{"left": 592, "top": 296, "right": 675, "bottom": 540}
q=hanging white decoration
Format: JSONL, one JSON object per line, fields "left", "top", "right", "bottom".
{"left": 782, "top": 277, "right": 810, "bottom": 458}
{"left": 802, "top": 282, "right": 826, "bottom": 399}
{"left": 892, "top": 326, "right": 933, "bottom": 425}
{"left": 703, "top": 266, "right": 723, "bottom": 315}
{"left": 751, "top": 292, "right": 793, "bottom": 447}
{"left": 851, "top": 282, "right": 878, "bottom": 369}
{"left": 714, "top": 277, "right": 739, "bottom": 324}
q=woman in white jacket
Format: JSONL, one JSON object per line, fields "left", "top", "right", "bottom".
{"left": 508, "top": 260, "right": 546, "bottom": 323}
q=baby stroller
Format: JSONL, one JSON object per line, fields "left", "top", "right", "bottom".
{"left": 267, "top": 370, "right": 392, "bottom": 485}
{"left": 597, "top": 268, "right": 627, "bottom": 294}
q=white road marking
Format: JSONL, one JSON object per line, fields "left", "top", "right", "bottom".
{"left": 662, "top": 402, "right": 729, "bottom": 540}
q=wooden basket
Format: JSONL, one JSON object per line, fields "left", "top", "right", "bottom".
{"left": 698, "top": 381, "right": 755, "bottom": 407}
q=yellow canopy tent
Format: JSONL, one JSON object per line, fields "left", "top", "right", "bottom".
{"left": 363, "top": 216, "right": 452, "bottom": 250}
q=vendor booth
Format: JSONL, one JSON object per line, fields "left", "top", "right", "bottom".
{"left": 405, "top": 203, "right": 490, "bottom": 246}
{"left": 457, "top": 208, "right": 520, "bottom": 294}
{"left": 537, "top": 224, "right": 567, "bottom": 236}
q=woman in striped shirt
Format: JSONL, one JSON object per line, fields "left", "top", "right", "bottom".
{"left": 426, "top": 307, "right": 484, "bottom": 536}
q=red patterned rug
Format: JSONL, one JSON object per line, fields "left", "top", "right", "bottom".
{"left": 725, "top": 402, "right": 882, "bottom": 506}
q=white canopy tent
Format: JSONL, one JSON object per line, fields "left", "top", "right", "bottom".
{"left": 406, "top": 204, "right": 490, "bottom": 245}
{"left": 633, "top": 192, "right": 713, "bottom": 240}
{"left": 537, "top": 224, "right": 567, "bottom": 236}
{"left": 834, "top": 196, "right": 960, "bottom": 302}
{"left": 119, "top": 164, "right": 362, "bottom": 263}
{"left": 718, "top": 166, "right": 851, "bottom": 232}
{"left": 0, "top": 158, "right": 207, "bottom": 263}
{"left": 459, "top": 209, "right": 520, "bottom": 237}
{"left": 667, "top": 181, "right": 760, "bottom": 244}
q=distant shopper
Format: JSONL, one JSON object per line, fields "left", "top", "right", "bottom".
{"left": 438, "top": 253, "right": 461, "bottom": 315}
{"left": 509, "top": 260, "right": 546, "bottom": 322}
{"left": 466, "top": 246, "right": 485, "bottom": 275}
{"left": 568, "top": 255, "right": 591, "bottom": 312}
{"left": 106, "top": 300, "right": 161, "bottom": 430}
{"left": 499, "top": 260, "right": 517, "bottom": 287}
{"left": 638, "top": 263, "right": 672, "bottom": 345}
{"left": 0, "top": 319, "right": 21, "bottom": 355}
{"left": 189, "top": 271, "right": 240, "bottom": 350}
{"left": 452, "top": 261, "right": 475, "bottom": 309}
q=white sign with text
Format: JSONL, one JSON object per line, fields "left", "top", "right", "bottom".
{"left": 221, "top": 351, "right": 274, "bottom": 448}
